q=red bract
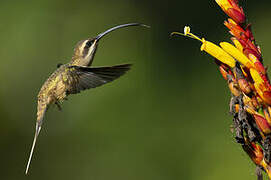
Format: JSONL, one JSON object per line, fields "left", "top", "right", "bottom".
{"left": 227, "top": 8, "right": 246, "bottom": 24}
{"left": 216, "top": 0, "right": 246, "bottom": 24}
{"left": 254, "top": 114, "right": 271, "bottom": 134}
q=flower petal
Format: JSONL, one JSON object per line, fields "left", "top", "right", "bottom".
{"left": 220, "top": 42, "right": 253, "bottom": 68}
{"left": 201, "top": 40, "right": 236, "bottom": 68}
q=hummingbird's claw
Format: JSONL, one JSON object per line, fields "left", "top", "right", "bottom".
{"left": 55, "top": 102, "right": 62, "bottom": 111}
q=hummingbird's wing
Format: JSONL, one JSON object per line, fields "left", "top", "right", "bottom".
{"left": 66, "top": 64, "right": 131, "bottom": 94}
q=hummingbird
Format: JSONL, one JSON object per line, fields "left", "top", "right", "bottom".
{"left": 25, "top": 23, "right": 148, "bottom": 174}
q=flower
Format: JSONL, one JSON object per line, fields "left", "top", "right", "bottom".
{"left": 219, "top": 42, "right": 253, "bottom": 68}
{"left": 242, "top": 138, "right": 263, "bottom": 165}
{"left": 216, "top": 0, "right": 246, "bottom": 24}
{"left": 172, "top": 0, "right": 271, "bottom": 178}
{"left": 171, "top": 28, "right": 236, "bottom": 68}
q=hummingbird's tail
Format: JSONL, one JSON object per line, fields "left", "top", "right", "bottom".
{"left": 25, "top": 102, "right": 47, "bottom": 175}
{"left": 25, "top": 123, "right": 41, "bottom": 175}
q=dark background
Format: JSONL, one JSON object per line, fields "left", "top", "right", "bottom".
{"left": 1, "top": 0, "right": 271, "bottom": 179}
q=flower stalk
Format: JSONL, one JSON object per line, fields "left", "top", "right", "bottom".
{"left": 172, "top": 0, "right": 271, "bottom": 179}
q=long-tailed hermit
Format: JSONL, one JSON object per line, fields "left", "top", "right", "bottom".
{"left": 25, "top": 23, "right": 149, "bottom": 174}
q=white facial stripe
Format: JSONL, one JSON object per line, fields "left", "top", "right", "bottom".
{"left": 86, "top": 40, "right": 96, "bottom": 58}
{"left": 79, "top": 39, "right": 97, "bottom": 66}
{"left": 79, "top": 40, "right": 88, "bottom": 54}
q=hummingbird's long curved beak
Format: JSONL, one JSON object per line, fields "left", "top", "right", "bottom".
{"left": 96, "top": 23, "right": 150, "bottom": 41}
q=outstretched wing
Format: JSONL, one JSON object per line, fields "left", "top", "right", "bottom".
{"left": 66, "top": 64, "right": 131, "bottom": 94}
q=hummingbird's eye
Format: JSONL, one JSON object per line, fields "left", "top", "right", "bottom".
{"left": 85, "top": 40, "right": 93, "bottom": 48}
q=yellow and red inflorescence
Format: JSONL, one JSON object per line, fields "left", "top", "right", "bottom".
{"left": 172, "top": 0, "right": 271, "bottom": 178}
{"left": 216, "top": 0, "right": 246, "bottom": 24}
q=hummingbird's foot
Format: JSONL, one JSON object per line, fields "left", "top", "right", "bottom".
{"left": 55, "top": 102, "right": 62, "bottom": 111}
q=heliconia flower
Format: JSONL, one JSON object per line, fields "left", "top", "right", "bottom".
{"left": 250, "top": 68, "right": 264, "bottom": 86}
{"left": 234, "top": 104, "right": 240, "bottom": 113}
{"left": 234, "top": 64, "right": 252, "bottom": 94}
{"left": 238, "top": 79, "right": 251, "bottom": 94}
{"left": 243, "top": 48, "right": 262, "bottom": 63}
{"left": 249, "top": 143, "right": 271, "bottom": 179}
{"left": 263, "top": 108, "right": 271, "bottom": 126}
{"left": 243, "top": 95, "right": 260, "bottom": 110}
{"left": 227, "top": 74, "right": 241, "bottom": 96}
{"left": 220, "top": 42, "right": 253, "bottom": 68}
{"left": 254, "top": 114, "right": 271, "bottom": 134}
{"left": 251, "top": 96, "right": 260, "bottom": 109}
{"left": 224, "top": 19, "right": 246, "bottom": 39}
{"left": 216, "top": 0, "right": 246, "bottom": 24}
{"left": 249, "top": 68, "right": 271, "bottom": 105}
{"left": 249, "top": 68, "right": 271, "bottom": 104}
{"left": 242, "top": 95, "right": 259, "bottom": 112}
{"left": 243, "top": 138, "right": 263, "bottom": 166}
{"left": 224, "top": 19, "right": 262, "bottom": 60}
{"left": 268, "top": 106, "right": 271, "bottom": 118}
{"left": 242, "top": 94, "right": 251, "bottom": 105}
{"left": 263, "top": 91, "right": 271, "bottom": 105}
{"left": 225, "top": 20, "right": 255, "bottom": 44}
{"left": 250, "top": 56, "right": 266, "bottom": 77}
{"left": 251, "top": 143, "right": 264, "bottom": 165}
{"left": 200, "top": 40, "right": 236, "bottom": 68}
{"left": 218, "top": 63, "right": 230, "bottom": 80}
{"left": 216, "top": 60, "right": 235, "bottom": 81}
{"left": 231, "top": 37, "right": 243, "bottom": 52}
{"left": 261, "top": 161, "right": 271, "bottom": 178}
{"left": 243, "top": 106, "right": 271, "bottom": 136}
{"left": 171, "top": 27, "right": 236, "bottom": 68}
{"left": 244, "top": 106, "right": 256, "bottom": 117}
{"left": 239, "top": 39, "right": 262, "bottom": 58}
{"left": 171, "top": 0, "right": 271, "bottom": 178}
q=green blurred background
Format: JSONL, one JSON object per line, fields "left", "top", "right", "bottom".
{"left": 1, "top": 0, "right": 271, "bottom": 179}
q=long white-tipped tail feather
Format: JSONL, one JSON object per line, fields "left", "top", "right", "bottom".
{"left": 25, "top": 124, "right": 41, "bottom": 174}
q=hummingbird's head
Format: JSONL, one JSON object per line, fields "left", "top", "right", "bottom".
{"left": 71, "top": 23, "right": 149, "bottom": 67}
{"left": 72, "top": 38, "right": 99, "bottom": 66}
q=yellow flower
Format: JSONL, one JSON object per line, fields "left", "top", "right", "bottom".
{"left": 171, "top": 26, "right": 236, "bottom": 68}
{"left": 250, "top": 68, "right": 264, "bottom": 85}
{"left": 216, "top": 0, "right": 246, "bottom": 24}
{"left": 201, "top": 40, "right": 236, "bottom": 68}
{"left": 216, "top": 0, "right": 233, "bottom": 11}
{"left": 231, "top": 37, "right": 243, "bottom": 52}
{"left": 220, "top": 42, "right": 253, "bottom": 68}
